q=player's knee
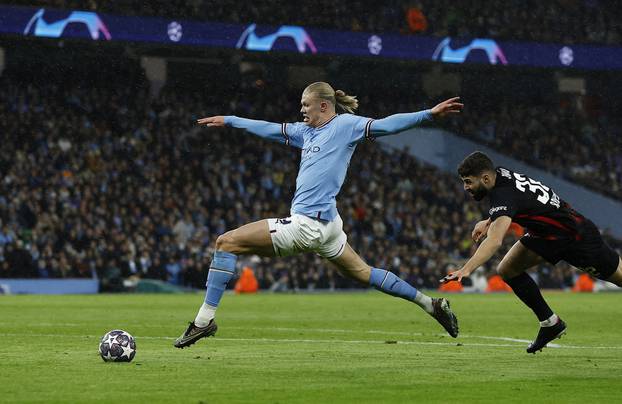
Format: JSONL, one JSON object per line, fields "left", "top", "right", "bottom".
{"left": 496, "top": 263, "right": 513, "bottom": 280}
{"left": 215, "top": 231, "right": 238, "bottom": 253}
{"left": 606, "top": 262, "right": 622, "bottom": 287}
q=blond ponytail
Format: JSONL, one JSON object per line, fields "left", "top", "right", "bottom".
{"left": 334, "top": 89, "right": 359, "bottom": 113}
{"left": 303, "top": 82, "right": 359, "bottom": 113}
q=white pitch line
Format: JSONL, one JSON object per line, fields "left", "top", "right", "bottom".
{"left": 228, "top": 326, "right": 547, "bottom": 347}
{"left": 0, "top": 323, "right": 539, "bottom": 346}
{"left": 216, "top": 337, "right": 524, "bottom": 348}
{"left": 0, "top": 333, "right": 525, "bottom": 349}
{"left": 0, "top": 322, "right": 82, "bottom": 327}
{"left": 2, "top": 332, "right": 621, "bottom": 350}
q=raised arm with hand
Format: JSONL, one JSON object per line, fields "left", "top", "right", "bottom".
{"left": 369, "top": 97, "right": 463, "bottom": 137}
{"left": 197, "top": 115, "right": 288, "bottom": 144}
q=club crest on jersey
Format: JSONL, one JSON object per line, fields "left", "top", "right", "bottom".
{"left": 489, "top": 206, "right": 507, "bottom": 215}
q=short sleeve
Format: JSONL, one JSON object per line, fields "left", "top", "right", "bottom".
{"left": 488, "top": 187, "right": 518, "bottom": 221}
{"left": 340, "top": 114, "right": 375, "bottom": 145}
{"left": 282, "top": 122, "right": 306, "bottom": 148}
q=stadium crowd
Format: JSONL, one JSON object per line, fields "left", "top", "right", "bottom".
{"left": 454, "top": 96, "right": 622, "bottom": 200}
{"left": 8, "top": 0, "right": 622, "bottom": 45}
{"left": 0, "top": 57, "right": 620, "bottom": 292}
{"left": 0, "top": 67, "right": 475, "bottom": 290}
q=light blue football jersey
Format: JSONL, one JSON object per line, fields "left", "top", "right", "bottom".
{"left": 283, "top": 114, "right": 373, "bottom": 220}
{"left": 224, "top": 110, "right": 432, "bottom": 221}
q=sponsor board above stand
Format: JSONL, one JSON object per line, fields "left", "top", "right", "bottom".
{"left": 1, "top": 6, "right": 622, "bottom": 70}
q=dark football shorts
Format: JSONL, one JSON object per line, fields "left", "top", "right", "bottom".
{"left": 520, "top": 219, "right": 620, "bottom": 280}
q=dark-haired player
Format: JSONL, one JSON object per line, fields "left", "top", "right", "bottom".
{"left": 443, "top": 151, "right": 622, "bottom": 353}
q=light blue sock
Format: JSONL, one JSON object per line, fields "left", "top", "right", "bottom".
{"left": 204, "top": 251, "right": 238, "bottom": 307}
{"left": 369, "top": 267, "right": 418, "bottom": 300}
{"left": 369, "top": 267, "right": 433, "bottom": 313}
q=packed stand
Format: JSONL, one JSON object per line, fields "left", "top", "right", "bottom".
{"left": 0, "top": 67, "right": 475, "bottom": 290}
{"left": 453, "top": 96, "right": 622, "bottom": 200}
{"left": 0, "top": 61, "right": 619, "bottom": 292}
{"left": 7, "top": 0, "right": 622, "bottom": 45}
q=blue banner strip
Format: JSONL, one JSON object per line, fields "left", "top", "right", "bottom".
{"left": 1, "top": 5, "right": 622, "bottom": 70}
{"left": 0, "top": 278, "right": 99, "bottom": 294}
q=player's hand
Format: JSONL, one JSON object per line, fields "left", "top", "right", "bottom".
{"left": 430, "top": 97, "right": 463, "bottom": 119}
{"left": 197, "top": 116, "right": 225, "bottom": 127}
{"left": 440, "top": 267, "right": 472, "bottom": 284}
{"left": 472, "top": 218, "right": 491, "bottom": 243}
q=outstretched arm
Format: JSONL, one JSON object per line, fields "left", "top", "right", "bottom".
{"left": 369, "top": 97, "right": 463, "bottom": 138}
{"left": 440, "top": 215, "right": 512, "bottom": 283}
{"left": 197, "top": 115, "right": 290, "bottom": 145}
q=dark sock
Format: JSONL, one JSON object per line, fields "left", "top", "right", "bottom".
{"left": 505, "top": 272, "right": 554, "bottom": 321}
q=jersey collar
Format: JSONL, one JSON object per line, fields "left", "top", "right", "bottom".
{"left": 315, "top": 114, "right": 339, "bottom": 129}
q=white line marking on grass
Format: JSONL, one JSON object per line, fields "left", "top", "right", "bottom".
{"left": 216, "top": 337, "right": 524, "bottom": 348}
{"left": 229, "top": 326, "right": 548, "bottom": 346}
{"left": 0, "top": 333, "right": 527, "bottom": 348}
{"left": 0, "top": 322, "right": 82, "bottom": 327}
{"left": 0, "top": 323, "right": 535, "bottom": 345}
{"left": 2, "top": 332, "right": 620, "bottom": 350}
{"left": 460, "top": 335, "right": 533, "bottom": 344}
{"left": 0, "top": 323, "right": 582, "bottom": 348}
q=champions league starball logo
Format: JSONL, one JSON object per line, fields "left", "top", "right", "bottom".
{"left": 167, "top": 21, "right": 182, "bottom": 42}
{"left": 23, "top": 8, "right": 111, "bottom": 40}
{"left": 236, "top": 23, "right": 317, "bottom": 54}
{"left": 559, "top": 46, "right": 574, "bottom": 66}
{"left": 368, "top": 35, "right": 382, "bottom": 55}
{"left": 432, "top": 37, "right": 507, "bottom": 65}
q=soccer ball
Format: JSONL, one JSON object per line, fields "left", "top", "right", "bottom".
{"left": 99, "top": 330, "right": 136, "bottom": 362}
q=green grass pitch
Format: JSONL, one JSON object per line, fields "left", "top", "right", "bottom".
{"left": 1, "top": 291, "right": 621, "bottom": 403}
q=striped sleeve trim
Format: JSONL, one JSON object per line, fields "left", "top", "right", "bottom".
{"left": 281, "top": 123, "right": 290, "bottom": 145}
{"left": 364, "top": 118, "right": 375, "bottom": 140}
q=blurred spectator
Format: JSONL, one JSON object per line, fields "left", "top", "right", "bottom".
{"left": 0, "top": 56, "right": 619, "bottom": 293}
{"left": 406, "top": 6, "right": 428, "bottom": 34}
{"left": 453, "top": 96, "right": 622, "bottom": 200}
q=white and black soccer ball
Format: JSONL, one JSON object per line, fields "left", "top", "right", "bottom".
{"left": 99, "top": 330, "right": 136, "bottom": 362}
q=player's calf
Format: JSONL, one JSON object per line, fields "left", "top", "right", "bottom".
{"left": 336, "top": 264, "right": 371, "bottom": 284}
{"left": 369, "top": 268, "right": 459, "bottom": 337}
